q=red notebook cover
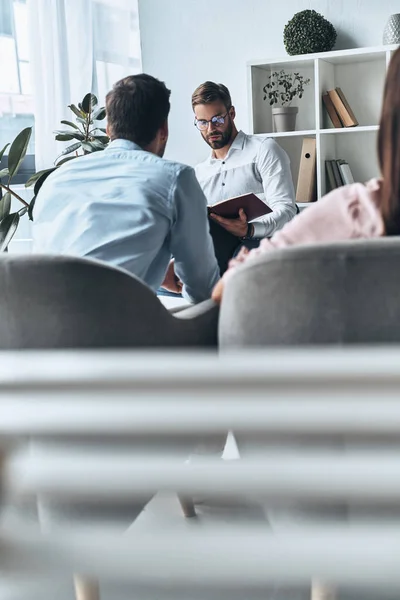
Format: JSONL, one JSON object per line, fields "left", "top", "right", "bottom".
{"left": 207, "top": 192, "right": 272, "bottom": 221}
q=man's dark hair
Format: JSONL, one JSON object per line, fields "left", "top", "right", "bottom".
{"left": 106, "top": 74, "right": 171, "bottom": 147}
{"left": 191, "top": 81, "right": 232, "bottom": 111}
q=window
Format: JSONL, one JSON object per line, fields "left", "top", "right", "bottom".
{"left": 0, "top": 0, "right": 35, "bottom": 180}
{"left": 93, "top": 0, "right": 141, "bottom": 103}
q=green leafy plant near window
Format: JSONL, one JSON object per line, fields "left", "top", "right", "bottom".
{"left": 0, "top": 92, "right": 109, "bottom": 252}
{"left": 263, "top": 70, "right": 311, "bottom": 107}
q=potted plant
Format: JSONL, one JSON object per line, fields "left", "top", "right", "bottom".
{"left": 263, "top": 70, "right": 310, "bottom": 132}
{"left": 283, "top": 9, "right": 337, "bottom": 56}
{"left": 0, "top": 93, "right": 109, "bottom": 252}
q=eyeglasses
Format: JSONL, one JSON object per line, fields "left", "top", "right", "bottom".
{"left": 194, "top": 111, "right": 229, "bottom": 131}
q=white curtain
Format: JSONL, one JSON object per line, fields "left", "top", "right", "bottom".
{"left": 27, "top": 0, "right": 141, "bottom": 170}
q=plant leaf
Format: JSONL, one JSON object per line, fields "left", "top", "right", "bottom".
{"left": 25, "top": 167, "right": 56, "bottom": 188}
{"left": 81, "top": 141, "right": 95, "bottom": 153}
{"left": 55, "top": 133, "right": 77, "bottom": 141}
{"left": 56, "top": 142, "right": 81, "bottom": 160}
{"left": 68, "top": 104, "right": 85, "bottom": 119}
{"left": 56, "top": 156, "right": 76, "bottom": 167}
{"left": 81, "top": 94, "right": 91, "bottom": 113}
{"left": 0, "top": 143, "right": 10, "bottom": 163}
{"left": 7, "top": 127, "right": 32, "bottom": 179}
{"left": 92, "top": 135, "right": 109, "bottom": 145}
{"left": 60, "top": 119, "right": 80, "bottom": 130}
{"left": 54, "top": 128, "right": 84, "bottom": 136}
{"left": 33, "top": 168, "right": 57, "bottom": 197}
{"left": 81, "top": 93, "right": 98, "bottom": 114}
{"left": 92, "top": 107, "right": 106, "bottom": 121}
{"left": 28, "top": 195, "right": 36, "bottom": 221}
{"left": 0, "top": 212, "right": 20, "bottom": 251}
{"left": 0, "top": 191, "right": 11, "bottom": 220}
{"left": 82, "top": 140, "right": 105, "bottom": 153}
{"left": 55, "top": 132, "right": 85, "bottom": 142}
{"left": 0, "top": 168, "right": 9, "bottom": 178}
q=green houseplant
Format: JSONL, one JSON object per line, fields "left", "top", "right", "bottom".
{"left": 0, "top": 93, "right": 109, "bottom": 252}
{"left": 263, "top": 70, "right": 310, "bottom": 132}
{"left": 283, "top": 9, "right": 337, "bottom": 56}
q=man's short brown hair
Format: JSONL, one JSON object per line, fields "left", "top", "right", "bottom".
{"left": 106, "top": 74, "right": 170, "bottom": 147}
{"left": 191, "top": 81, "right": 232, "bottom": 111}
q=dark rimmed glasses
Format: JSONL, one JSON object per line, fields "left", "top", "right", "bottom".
{"left": 194, "top": 111, "right": 229, "bottom": 131}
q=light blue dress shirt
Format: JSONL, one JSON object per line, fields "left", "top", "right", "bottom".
{"left": 32, "top": 139, "right": 220, "bottom": 303}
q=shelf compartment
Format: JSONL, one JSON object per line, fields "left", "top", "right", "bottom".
{"left": 250, "top": 62, "right": 316, "bottom": 135}
{"left": 320, "top": 130, "right": 380, "bottom": 197}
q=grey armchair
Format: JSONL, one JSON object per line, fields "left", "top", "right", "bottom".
{"left": 0, "top": 254, "right": 217, "bottom": 600}
{"left": 0, "top": 254, "right": 219, "bottom": 349}
{"left": 219, "top": 238, "right": 400, "bottom": 347}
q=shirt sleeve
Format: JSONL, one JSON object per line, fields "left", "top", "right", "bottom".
{"left": 223, "top": 182, "right": 384, "bottom": 285}
{"left": 252, "top": 138, "right": 297, "bottom": 238}
{"left": 170, "top": 166, "right": 220, "bottom": 303}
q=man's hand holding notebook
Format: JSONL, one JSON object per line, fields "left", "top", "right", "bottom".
{"left": 207, "top": 192, "right": 272, "bottom": 221}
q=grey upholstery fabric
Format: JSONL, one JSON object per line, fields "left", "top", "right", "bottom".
{"left": 0, "top": 254, "right": 218, "bottom": 574}
{"left": 219, "top": 238, "right": 400, "bottom": 600}
{"left": 219, "top": 238, "right": 400, "bottom": 347}
{"left": 0, "top": 255, "right": 219, "bottom": 348}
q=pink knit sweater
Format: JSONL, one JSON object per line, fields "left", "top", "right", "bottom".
{"left": 225, "top": 179, "right": 384, "bottom": 276}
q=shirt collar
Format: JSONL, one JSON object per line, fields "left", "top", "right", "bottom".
{"left": 105, "top": 138, "right": 143, "bottom": 152}
{"left": 209, "top": 130, "right": 246, "bottom": 162}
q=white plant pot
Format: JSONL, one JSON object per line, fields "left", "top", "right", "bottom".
{"left": 272, "top": 106, "right": 298, "bottom": 132}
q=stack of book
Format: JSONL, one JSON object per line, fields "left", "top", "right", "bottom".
{"left": 325, "top": 159, "right": 355, "bottom": 191}
{"left": 322, "top": 88, "right": 359, "bottom": 128}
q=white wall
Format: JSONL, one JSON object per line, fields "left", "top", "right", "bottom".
{"left": 138, "top": 0, "right": 399, "bottom": 166}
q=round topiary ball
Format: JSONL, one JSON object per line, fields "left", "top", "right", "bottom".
{"left": 284, "top": 9, "right": 337, "bottom": 55}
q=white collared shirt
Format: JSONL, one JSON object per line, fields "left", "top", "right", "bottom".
{"left": 195, "top": 130, "right": 296, "bottom": 238}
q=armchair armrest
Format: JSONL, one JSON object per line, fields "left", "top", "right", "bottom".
{"left": 172, "top": 299, "right": 220, "bottom": 347}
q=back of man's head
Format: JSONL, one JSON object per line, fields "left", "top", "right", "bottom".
{"left": 106, "top": 74, "right": 171, "bottom": 147}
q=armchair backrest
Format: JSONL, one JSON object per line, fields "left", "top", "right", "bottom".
{"left": 219, "top": 238, "right": 400, "bottom": 347}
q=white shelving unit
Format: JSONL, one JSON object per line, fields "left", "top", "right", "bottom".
{"left": 247, "top": 45, "right": 399, "bottom": 203}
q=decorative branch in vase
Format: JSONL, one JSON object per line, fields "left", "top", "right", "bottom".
{"left": 263, "top": 70, "right": 310, "bottom": 132}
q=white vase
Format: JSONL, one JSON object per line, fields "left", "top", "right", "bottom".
{"left": 272, "top": 106, "right": 298, "bottom": 132}
{"left": 383, "top": 14, "right": 400, "bottom": 44}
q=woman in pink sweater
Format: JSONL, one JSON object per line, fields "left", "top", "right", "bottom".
{"left": 212, "top": 47, "right": 400, "bottom": 304}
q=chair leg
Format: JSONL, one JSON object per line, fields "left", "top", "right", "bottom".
{"left": 74, "top": 574, "right": 100, "bottom": 600}
{"left": 311, "top": 581, "right": 336, "bottom": 600}
{"left": 177, "top": 495, "right": 197, "bottom": 518}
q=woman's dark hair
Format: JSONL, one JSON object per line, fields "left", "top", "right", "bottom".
{"left": 106, "top": 74, "right": 170, "bottom": 147}
{"left": 378, "top": 47, "right": 400, "bottom": 235}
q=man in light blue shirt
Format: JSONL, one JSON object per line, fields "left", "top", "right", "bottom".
{"left": 32, "top": 74, "right": 220, "bottom": 304}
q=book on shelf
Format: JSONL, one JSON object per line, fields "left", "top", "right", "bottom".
{"left": 325, "top": 159, "right": 355, "bottom": 191}
{"left": 296, "top": 138, "right": 317, "bottom": 203}
{"left": 331, "top": 159, "right": 344, "bottom": 188}
{"left": 207, "top": 192, "right": 272, "bottom": 221}
{"left": 325, "top": 160, "right": 337, "bottom": 192}
{"left": 327, "top": 88, "right": 359, "bottom": 127}
{"left": 336, "top": 88, "right": 359, "bottom": 127}
{"left": 322, "top": 93, "right": 343, "bottom": 128}
{"left": 337, "top": 159, "right": 355, "bottom": 185}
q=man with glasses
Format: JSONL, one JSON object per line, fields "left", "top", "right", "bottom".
{"left": 192, "top": 81, "right": 297, "bottom": 273}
